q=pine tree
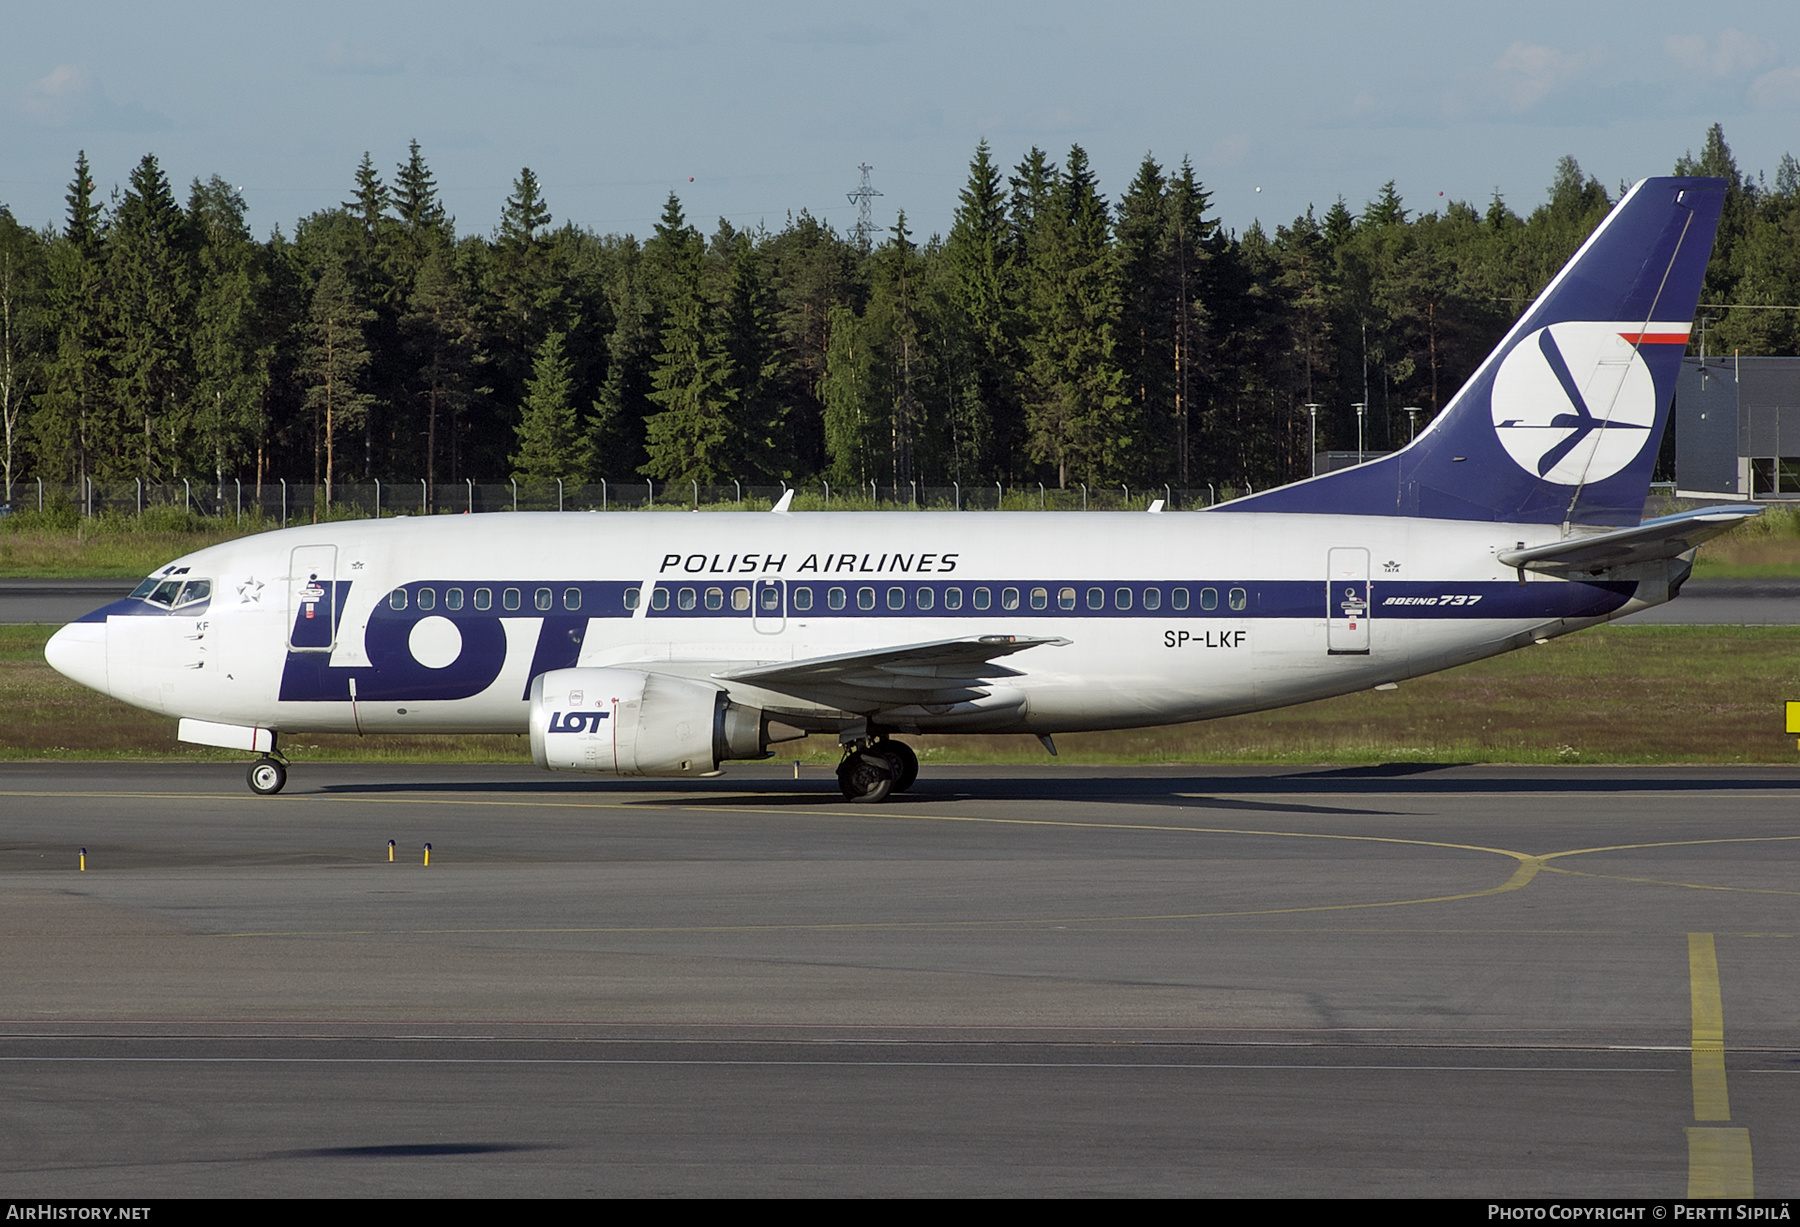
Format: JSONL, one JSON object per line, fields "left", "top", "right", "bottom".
{"left": 0, "top": 208, "right": 45, "bottom": 502}
{"left": 1116, "top": 155, "right": 1171, "bottom": 481}
{"left": 821, "top": 301, "right": 876, "bottom": 486}
{"left": 942, "top": 140, "right": 1016, "bottom": 481}
{"left": 187, "top": 176, "right": 269, "bottom": 495}
{"left": 107, "top": 153, "right": 194, "bottom": 480}
{"left": 1020, "top": 145, "right": 1129, "bottom": 487}
{"left": 511, "top": 330, "right": 591, "bottom": 481}
{"left": 1164, "top": 159, "right": 1216, "bottom": 485}
{"left": 640, "top": 204, "right": 737, "bottom": 486}
{"left": 489, "top": 168, "right": 564, "bottom": 417}
{"left": 302, "top": 258, "right": 376, "bottom": 502}
{"left": 591, "top": 238, "right": 655, "bottom": 480}
{"left": 718, "top": 231, "right": 788, "bottom": 480}
{"left": 33, "top": 153, "right": 108, "bottom": 484}
{"left": 393, "top": 140, "right": 448, "bottom": 243}
{"left": 402, "top": 244, "right": 484, "bottom": 498}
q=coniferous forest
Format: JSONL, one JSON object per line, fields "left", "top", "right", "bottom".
{"left": 0, "top": 124, "right": 1795, "bottom": 508}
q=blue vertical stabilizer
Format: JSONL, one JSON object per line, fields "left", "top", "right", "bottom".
{"left": 1219, "top": 177, "right": 1726, "bottom": 526}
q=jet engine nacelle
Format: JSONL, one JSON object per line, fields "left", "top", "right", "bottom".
{"left": 528, "top": 667, "right": 787, "bottom": 776}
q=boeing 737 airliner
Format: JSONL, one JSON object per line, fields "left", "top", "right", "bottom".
{"left": 46, "top": 177, "right": 1749, "bottom": 800}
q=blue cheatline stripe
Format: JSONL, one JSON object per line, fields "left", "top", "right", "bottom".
{"left": 273, "top": 576, "right": 1637, "bottom": 704}
{"left": 645, "top": 579, "right": 1635, "bottom": 621}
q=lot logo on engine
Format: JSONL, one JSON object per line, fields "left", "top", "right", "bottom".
{"left": 548, "top": 710, "right": 610, "bottom": 733}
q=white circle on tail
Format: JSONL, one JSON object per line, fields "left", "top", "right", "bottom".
{"left": 1489, "top": 322, "right": 1656, "bottom": 485}
{"left": 408, "top": 616, "right": 463, "bottom": 669}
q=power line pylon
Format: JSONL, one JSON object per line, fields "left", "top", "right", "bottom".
{"left": 846, "top": 163, "right": 882, "bottom": 249}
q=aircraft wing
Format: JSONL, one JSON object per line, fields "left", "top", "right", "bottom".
{"left": 1496, "top": 505, "right": 1759, "bottom": 575}
{"left": 714, "top": 634, "right": 1070, "bottom": 709}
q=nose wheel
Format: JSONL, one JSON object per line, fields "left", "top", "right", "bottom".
{"left": 247, "top": 756, "right": 288, "bottom": 796}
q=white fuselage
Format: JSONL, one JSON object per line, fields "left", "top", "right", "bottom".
{"left": 48, "top": 509, "right": 1666, "bottom": 741}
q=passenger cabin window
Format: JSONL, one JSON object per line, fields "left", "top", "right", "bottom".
{"left": 1086, "top": 587, "right": 1104, "bottom": 610}
{"left": 916, "top": 587, "right": 934, "bottom": 611}
{"left": 1115, "top": 587, "right": 1132, "bottom": 610}
{"left": 1228, "top": 587, "right": 1248, "bottom": 612}
{"left": 1171, "top": 588, "right": 1190, "bottom": 611}
{"left": 732, "top": 587, "right": 750, "bottom": 611}
{"left": 973, "top": 587, "right": 991, "bottom": 611}
{"left": 1030, "top": 587, "right": 1047, "bottom": 610}
{"left": 503, "top": 588, "right": 521, "bottom": 611}
{"left": 1199, "top": 587, "right": 1218, "bottom": 611}
{"left": 678, "top": 588, "right": 697, "bottom": 611}
{"left": 650, "top": 588, "right": 669, "bottom": 611}
{"left": 887, "top": 587, "right": 905, "bottom": 610}
{"left": 857, "top": 587, "right": 875, "bottom": 611}
{"left": 624, "top": 588, "right": 641, "bottom": 611}
{"left": 474, "top": 588, "right": 492, "bottom": 611}
{"left": 445, "top": 588, "right": 464, "bottom": 611}
{"left": 1001, "top": 587, "right": 1020, "bottom": 611}
{"left": 535, "top": 588, "right": 552, "bottom": 611}
{"left": 1058, "top": 587, "right": 1076, "bottom": 610}
{"left": 793, "top": 586, "right": 814, "bottom": 612}
{"left": 417, "top": 588, "right": 436, "bottom": 611}
{"left": 944, "top": 588, "right": 963, "bottom": 611}
{"left": 1142, "top": 588, "right": 1161, "bottom": 611}
{"left": 389, "top": 589, "right": 408, "bottom": 611}
{"left": 704, "top": 587, "right": 724, "bottom": 611}
{"left": 828, "top": 587, "right": 846, "bottom": 610}
{"left": 758, "top": 586, "right": 779, "bottom": 611}
{"left": 564, "top": 588, "right": 581, "bottom": 611}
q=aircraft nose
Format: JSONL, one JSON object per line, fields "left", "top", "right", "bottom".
{"left": 45, "top": 620, "right": 108, "bottom": 693}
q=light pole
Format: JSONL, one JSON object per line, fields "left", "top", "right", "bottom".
{"left": 1403, "top": 406, "right": 1421, "bottom": 443}
{"left": 1305, "top": 404, "right": 1321, "bottom": 477}
{"left": 1353, "top": 402, "right": 1366, "bottom": 465}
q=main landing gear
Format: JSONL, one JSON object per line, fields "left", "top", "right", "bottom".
{"left": 247, "top": 756, "right": 288, "bottom": 796}
{"left": 836, "top": 737, "right": 918, "bottom": 803}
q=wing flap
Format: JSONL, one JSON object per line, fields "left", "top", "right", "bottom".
{"left": 715, "top": 634, "right": 1069, "bottom": 711}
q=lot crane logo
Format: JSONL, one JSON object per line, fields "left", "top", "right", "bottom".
{"left": 1490, "top": 322, "right": 1655, "bottom": 485}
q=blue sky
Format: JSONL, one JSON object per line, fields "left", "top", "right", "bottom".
{"left": 4, "top": 1, "right": 1797, "bottom": 244}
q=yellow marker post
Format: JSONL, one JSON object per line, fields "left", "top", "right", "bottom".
{"left": 78, "top": 847, "right": 85, "bottom": 872}
{"left": 423, "top": 842, "right": 431, "bottom": 867}
{"left": 1786, "top": 701, "right": 1800, "bottom": 749}
{"left": 387, "top": 839, "right": 395, "bottom": 863}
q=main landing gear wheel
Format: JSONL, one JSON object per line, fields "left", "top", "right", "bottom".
{"left": 837, "top": 747, "right": 896, "bottom": 804}
{"left": 885, "top": 740, "right": 919, "bottom": 792}
{"left": 247, "top": 757, "right": 287, "bottom": 796}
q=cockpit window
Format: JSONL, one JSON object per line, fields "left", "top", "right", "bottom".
{"left": 145, "top": 580, "right": 183, "bottom": 608}
{"left": 174, "top": 580, "right": 211, "bottom": 607}
{"left": 130, "top": 577, "right": 162, "bottom": 600}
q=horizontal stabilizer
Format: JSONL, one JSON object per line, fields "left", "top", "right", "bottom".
{"left": 716, "top": 634, "right": 1069, "bottom": 709}
{"left": 1496, "top": 505, "right": 1759, "bottom": 574}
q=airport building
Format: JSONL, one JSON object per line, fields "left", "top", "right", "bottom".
{"left": 1676, "top": 355, "right": 1800, "bottom": 499}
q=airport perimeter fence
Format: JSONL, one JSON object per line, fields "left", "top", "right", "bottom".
{"left": 4, "top": 476, "right": 1241, "bottom": 525}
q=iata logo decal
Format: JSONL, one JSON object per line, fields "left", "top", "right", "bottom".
{"left": 548, "top": 710, "right": 611, "bottom": 734}
{"left": 1490, "top": 323, "right": 1658, "bottom": 485}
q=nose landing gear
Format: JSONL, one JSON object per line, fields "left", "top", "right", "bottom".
{"left": 836, "top": 737, "right": 918, "bottom": 803}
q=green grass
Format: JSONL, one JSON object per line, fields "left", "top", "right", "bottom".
{"left": 6, "top": 623, "right": 1798, "bottom": 766}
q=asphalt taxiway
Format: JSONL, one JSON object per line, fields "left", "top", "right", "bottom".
{"left": 0, "top": 761, "right": 1793, "bottom": 1196}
